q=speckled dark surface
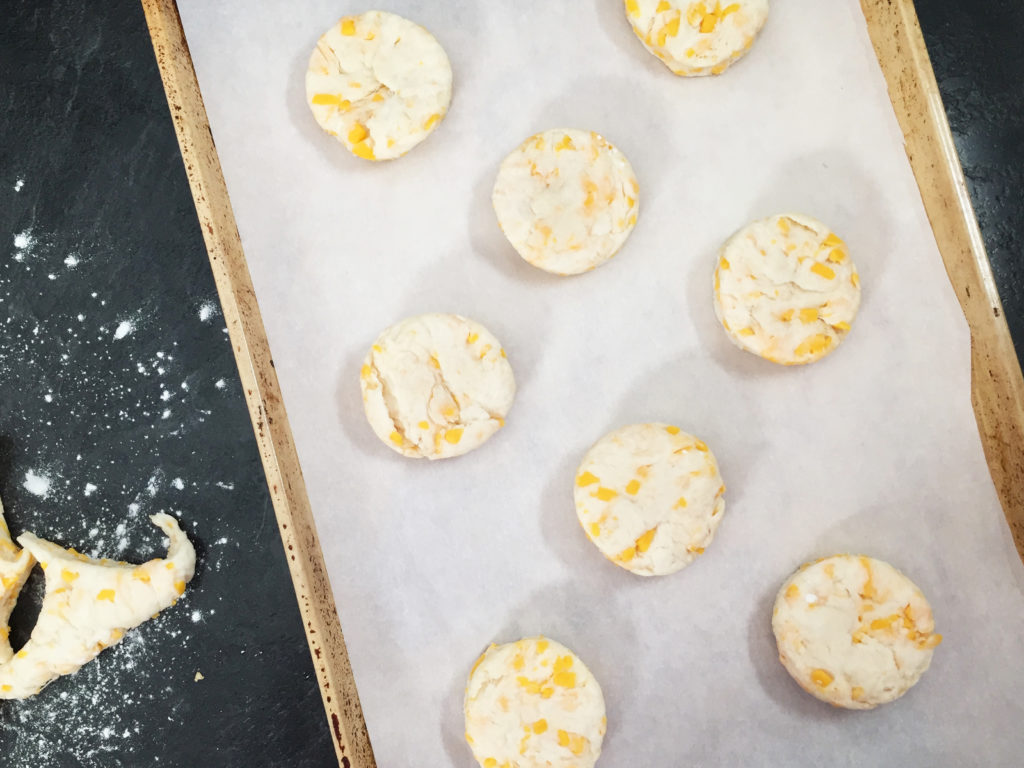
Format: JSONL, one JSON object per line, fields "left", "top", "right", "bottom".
{"left": 0, "top": 1, "right": 1020, "bottom": 766}
{"left": 0, "top": 1, "right": 336, "bottom": 766}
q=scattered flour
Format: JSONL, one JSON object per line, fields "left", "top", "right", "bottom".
{"left": 113, "top": 320, "right": 135, "bottom": 340}
{"left": 14, "top": 178, "right": 25, "bottom": 191}
{"left": 214, "top": 481, "right": 234, "bottom": 491}
{"left": 146, "top": 471, "right": 163, "bottom": 497}
{"left": 3, "top": 222, "right": 243, "bottom": 764}
{"left": 12, "top": 229, "right": 34, "bottom": 261}
{"left": 197, "top": 301, "right": 219, "bottom": 322}
{"left": 23, "top": 470, "right": 51, "bottom": 498}
{"left": 13, "top": 229, "right": 34, "bottom": 250}
{"left": 214, "top": 378, "right": 226, "bottom": 390}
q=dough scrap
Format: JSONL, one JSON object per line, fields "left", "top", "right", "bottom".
{"left": 0, "top": 513, "right": 196, "bottom": 699}
{"left": 0, "top": 499, "right": 35, "bottom": 664}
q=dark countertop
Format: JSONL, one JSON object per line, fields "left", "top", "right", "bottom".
{"left": 0, "top": 1, "right": 1020, "bottom": 766}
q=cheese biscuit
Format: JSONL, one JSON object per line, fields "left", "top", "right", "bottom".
{"left": 772, "top": 554, "right": 942, "bottom": 709}
{"left": 574, "top": 423, "right": 726, "bottom": 576}
{"left": 492, "top": 129, "right": 639, "bottom": 275}
{"left": 624, "top": 0, "right": 769, "bottom": 76}
{"left": 306, "top": 11, "right": 452, "bottom": 160}
{"left": 464, "top": 636, "right": 606, "bottom": 768}
{"left": 713, "top": 213, "right": 861, "bottom": 365}
{"left": 360, "top": 313, "right": 515, "bottom": 459}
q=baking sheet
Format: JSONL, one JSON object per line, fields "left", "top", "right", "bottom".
{"left": 176, "top": 1, "right": 1024, "bottom": 764}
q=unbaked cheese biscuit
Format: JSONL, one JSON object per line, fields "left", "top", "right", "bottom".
{"left": 492, "top": 129, "right": 639, "bottom": 275}
{"left": 306, "top": 11, "right": 452, "bottom": 160}
{"left": 360, "top": 313, "right": 515, "bottom": 459}
{"left": 0, "top": 498, "right": 35, "bottom": 665}
{"left": 464, "top": 636, "right": 606, "bottom": 768}
{"left": 713, "top": 213, "right": 861, "bottom": 365}
{"left": 574, "top": 423, "right": 725, "bottom": 576}
{"left": 772, "top": 554, "right": 942, "bottom": 710}
{"left": 0, "top": 513, "right": 196, "bottom": 699}
{"left": 624, "top": 0, "right": 769, "bottom": 76}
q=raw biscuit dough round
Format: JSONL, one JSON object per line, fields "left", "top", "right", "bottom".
{"left": 492, "top": 128, "right": 639, "bottom": 275}
{"left": 305, "top": 11, "right": 452, "bottom": 160}
{"left": 360, "top": 313, "right": 515, "bottom": 459}
{"left": 624, "top": 0, "right": 769, "bottom": 76}
{"left": 772, "top": 554, "right": 942, "bottom": 710}
{"left": 464, "top": 636, "right": 606, "bottom": 768}
{"left": 713, "top": 213, "right": 861, "bottom": 365}
{"left": 574, "top": 423, "right": 726, "bottom": 576}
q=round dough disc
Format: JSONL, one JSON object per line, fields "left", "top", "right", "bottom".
{"left": 574, "top": 423, "right": 726, "bottom": 576}
{"left": 360, "top": 313, "right": 515, "bottom": 459}
{"left": 624, "top": 0, "right": 769, "bottom": 76}
{"left": 772, "top": 554, "right": 942, "bottom": 710}
{"left": 713, "top": 213, "right": 861, "bottom": 365}
{"left": 492, "top": 128, "right": 639, "bottom": 275}
{"left": 305, "top": 11, "right": 452, "bottom": 161}
{"left": 464, "top": 636, "right": 606, "bottom": 768}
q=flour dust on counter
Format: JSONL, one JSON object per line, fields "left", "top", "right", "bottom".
{"left": 2, "top": 0, "right": 337, "bottom": 764}
{"left": 0, "top": 218, "right": 241, "bottom": 764}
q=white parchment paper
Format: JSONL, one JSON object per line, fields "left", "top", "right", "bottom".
{"left": 177, "top": 1, "right": 1024, "bottom": 764}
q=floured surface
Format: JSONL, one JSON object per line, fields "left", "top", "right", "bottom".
{"left": 178, "top": 1, "right": 1024, "bottom": 765}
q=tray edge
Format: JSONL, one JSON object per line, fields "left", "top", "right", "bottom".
{"left": 861, "top": 0, "right": 1024, "bottom": 558}
{"left": 139, "top": 0, "right": 1024, "bottom": 765}
{"left": 139, "top": 1, "right": 375, "bottom": 765}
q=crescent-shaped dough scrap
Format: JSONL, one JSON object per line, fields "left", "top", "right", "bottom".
{"left": 0, "top": 498, "right": 36, "bottom": 664}
{"left": 0, "top": 512, "right": 196, "bottom": 699}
